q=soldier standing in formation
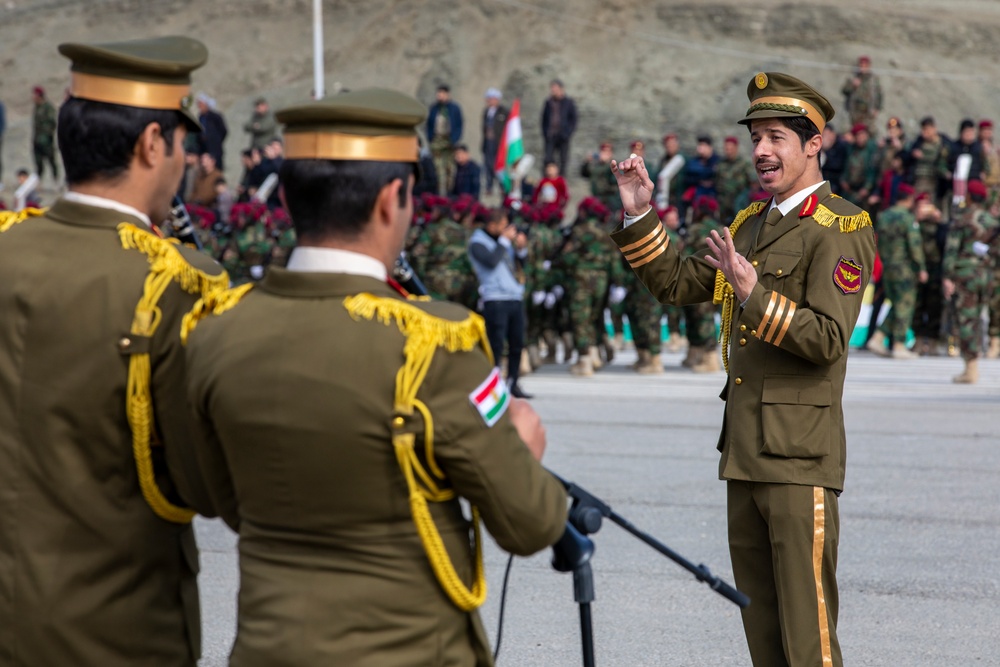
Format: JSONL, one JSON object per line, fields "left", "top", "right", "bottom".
{"left": 183, "top": 88, "right": 566, "bottom": 666}
{"left": 912, "top": 193, "right": 948, "bottom": 355}
{"left": 31, "top": 85, "right": 58, "bottom": 184}
{"left": 679, "top": 195, "right": 723, "bottom": 372}
{"left": 942, "top": 180, "right": 1000, "bottom": 383}
{"left": 841, "top": 55, "right": 883, "bottom": 132}
{"left": 0, "top": 36, "right": 227, "bottom": 665}
{"left": 866, "top": 184, "right": 927, "bottom": 358}
{"left": 715, "top": 135, "right": 755, "bottom": 222}
{"left": 609, "top": 72, "right": 875, "bottom": 667}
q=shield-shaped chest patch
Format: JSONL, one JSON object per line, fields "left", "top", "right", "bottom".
{"left": 833, "top": 256, "right": 863, "bottom": 294}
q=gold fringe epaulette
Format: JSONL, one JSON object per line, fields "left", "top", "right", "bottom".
{"left": 181, "top": 283, "right": 254, "bottom": 345}
{"left": 117, "top": 222, "right": 230, "bottom": 524}
{"left": 344, "top": 292, "right": 490, "bottom": 611}
{"left": 712, "top": 201, "right": 766, "bottom": 374}
{"left": 811, "top": 202, "right": 873, "bottom": 233}
{"left": 0, "top": 207, "right": 46, "bottom": 233}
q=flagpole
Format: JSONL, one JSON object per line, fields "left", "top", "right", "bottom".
{"left": 312, "top": 0, "right": 325, "bottom": 99}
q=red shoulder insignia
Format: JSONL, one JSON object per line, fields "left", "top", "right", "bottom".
{"left": 386, "top": 277, "right": 411, "bottom": 298}
{"left": 798, "top": 194, "right": 818, "bottom": 218}
{"left": 833, "top": 256, "right": 863, "bottom": 294}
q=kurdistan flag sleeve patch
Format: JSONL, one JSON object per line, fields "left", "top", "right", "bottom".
{"left": 469, "top": 367, "right": 510, "bottom": 427}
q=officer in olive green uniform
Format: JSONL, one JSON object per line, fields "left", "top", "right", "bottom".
{"left": 609, "top": 73, "right": 875, "bottom": 667}
{"left": 0, "top": 37, "right": 226, "bottom": 666}
{"left": 183, "top": 89, "right": 567, "bottom": 667}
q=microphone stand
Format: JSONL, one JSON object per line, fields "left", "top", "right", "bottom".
{"left": 548, "top": 470, "right": 749, "bottom": 667}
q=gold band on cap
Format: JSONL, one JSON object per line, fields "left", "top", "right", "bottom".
{"left": 749, "top": 95, "right": 825, "bottom": 134}
{"left": 285, "top": 132, "right": 419, "bottom": 162}
{"left": 70, "top": 72, "right": 191, "bottom": 111}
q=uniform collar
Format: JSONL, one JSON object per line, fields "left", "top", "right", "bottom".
{"left": 61, "top": 191, "right": 152, "bottom": 228}
{"left": 771, "top": 181, "right": 826, "bottom": 217}
{"left": 285, "top": 246, "right": 388, "bottom": 281}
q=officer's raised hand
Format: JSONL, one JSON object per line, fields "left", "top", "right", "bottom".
{"left": 611, "top": 154, "right": 654, "bottom": 216}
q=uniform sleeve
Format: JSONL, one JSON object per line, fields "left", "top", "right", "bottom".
{"left": 423, "top": 346, "right": 567, "bottom": 557}
{"left": 609, "top": 208, "right": 715, "bottom": 305}
{"left": 908, "top": 219, "right": 927, "bottom": 273}
{"left": 739, "top": 226, "right": 876, "bottom": 366}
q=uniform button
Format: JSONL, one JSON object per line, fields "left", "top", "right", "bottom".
{"left": 776, "top": 268, "right": 783, "bottom": 276}
{"left": 740, "top": 324, "right": 747, "bottom": 332}
{"left": 751, "top": 330, "right": 757, "bottom": 337}
{"left": 740, "top": 338, "right": 747, "bottom": 346}
{"left": 734, "top": 377, "right": 743, "bottom": 385}
{"left": 392, "top": 416, "right": 406, "bottom": 428}
{"left": 118, "top": 336, "right": 132, "bottom": 351}
{"left": 751, "top": 260, "right": 759, "bottom": 267}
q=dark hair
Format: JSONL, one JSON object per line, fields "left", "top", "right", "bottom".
{"left": 696, "top": 134, "right": 713, "bottom": 145}
{"left": 58, "top": 98, "right": 183, "bottom": 185}
{"left": 487, "top": 208, "right": 507, "bottom": 225}
{"left": 278, "top": 159, "right": 414, "bottom": 242}
{"left": 960, "top": 118, "right": 975, "bottom": 132}
{"left": 920, "top": 116, "right": 936, "bottom": 127}
{"left": 16, "top": 168, "right": 29, "bottom": 177}
{"left": 437, "top": 84, "right": 450, "bottom": 93}
{"left": 747, "top": 115, "right": 821, "bottom": 149}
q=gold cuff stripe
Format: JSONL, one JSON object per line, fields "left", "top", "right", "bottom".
{"left": 772, "top": 300, "right": 797, "bottom": 347}
{"left": 70, "top": 72, "right": 191, "bottom": 111}
{"left": 629, "top": 238, "right": 669, "bottom": 268}
{"left": 618, "top": 222, "right": 664, "bottom": 253}
{"left": 623, "top": 226, "right": 667, "bottom": 262}
{"left": 813, "top": 486, "right": 834, "bottom": 667}
{"left": 764, "top": 296, "right": 789, "bottom": 343}
{"left": 752, "top": 95, "right": 826, "bottom": 134}
{"left": 756, "top": 291, "right": 779, "bottom": 338}
{"left": 284, "top": 132, "right": 419, "bottom": 162}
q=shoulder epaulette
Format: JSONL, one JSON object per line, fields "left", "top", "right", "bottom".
{"left": 180, "top": 283, "right": 254, "bottom": 345}
{"left": 729, "top": 201, "right": 768, "bottom": 235}
{"left": 118, "top": 222, "right": 229, "bottom": 296}
{"left": 343, "top": 291, "right": 489, "bottom": 612}
{"left": 811, "top": 201, "right": 873, "bottom": 234}
{"left": 0, "top": 207, "right": 46, "bottom": 233}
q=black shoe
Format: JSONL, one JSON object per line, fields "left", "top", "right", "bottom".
{"left": 509, "top": 383, "right": 533, "bottom": 399}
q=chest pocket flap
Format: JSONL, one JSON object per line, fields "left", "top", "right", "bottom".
{"left": 761, "top": 251, "right": 802, "bottom": 278}
{"left": 761, "top": 375, "right": 831, "bottom": 406}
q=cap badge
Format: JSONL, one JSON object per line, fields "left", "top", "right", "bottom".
{"left": 755, "top": 72, "right": 768, "bottom": 90}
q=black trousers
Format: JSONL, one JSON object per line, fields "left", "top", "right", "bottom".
{"left": 483, "top": 299, "right": 525, "bottom": 385}
{"left": 544, "top": 135, "right": 571, "bottom": 177}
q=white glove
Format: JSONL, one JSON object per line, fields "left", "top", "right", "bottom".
{"left": 609, "top": 285, "right": 627, "bottom": 304}
{"left": 551, "top": 284, "right": 565, "bottom": 300}
{"left": 249, "top": 265, "right": 265, "bottom": 280}
{"left": 542, "top": 260, "right": 552, "bottom": 271}
{"left": 972, "top": 241, "right": 990, "bottom": 258}
{"left": 532, "top": 290, "right": 547, "bottom": 306}
{"left": 544, "top": 292, "right": 557, "bottom": 309}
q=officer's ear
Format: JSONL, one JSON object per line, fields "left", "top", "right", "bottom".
{"left": 134, "top": 122, "right": 166, "bottom": 169}
{"left": 805, "top": 132, "right": 823, "bottom": 159}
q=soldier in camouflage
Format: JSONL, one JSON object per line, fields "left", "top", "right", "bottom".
{"left": 714, "top": 136, "right": 755, "bottom": 222}
{"left": 866, "top": 185, "right": 927, "bottom": 358}
{"left": 942, "top": 180, "right": 1000, "bottom": 383}
{"left": 681, "top": 195, "right": 723, "bottom": 372}
{"left": 418, "top": 197, "right": 479, "bottom": 310}
{"left": 912, "top": 194, "right": 948, "bottom": 355}
{"left": 581, "top": 142, "right": 621, "bottom": 213}
{"left": 840, "top": 56, "right": 883, "bottom": 132}
{"left": 840, "top": 124, "right": 879, "bottom": 211}
{"left": 908, "top": 117, "right": 947, "bottom": 203}
{"left": 563, "top": 197, "right": 618, "bottom": 376}
{"left": 524, "top": 202, "right": 568, "bottom": 368}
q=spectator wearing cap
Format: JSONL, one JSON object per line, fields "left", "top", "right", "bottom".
{"left": 681, "top": 134, "right": 719, "bottom": 218}
{"left": 866, "top": 183, "right": 926, "bottom": 359}
{"left": 31, "top": 85, "right": 59, "bottom": 184}
{"left": 243, "top": 96, "right": 278, "bottom": 151}
{"left": 908, "top": 116, "right": 947, "bottom": 201}
{"left": 841, "top": 122, "right": 879, "bottom": 210}
{"left": 449, "top": 143, "right": 481, "bottom": 199}
{"left": 939, "top": 118, "right": 990, "bottom": 213}
{"left": 841, "top": 55, "right": 883, "bottom": 131}
{"left": 581, "top": 140, "right": 619, "bottom": 211}
{"left": 877, "top": 116, "right": 907, "bottom": 178}
{"left": 714, "top": 135, "right": 755, "bottom": 220}
{"left": 654, "top": 132, "right": 685, "bottom": 209}
{"left": 978, "top": 120, "right": 1000, "bottom": 195}
{"left": 481, "top": 88, "right": 509, "bottom": 196}
{"left": 541, "top": 78, "right": 578, "bottom": 177}
{"left": 426, "top": 84, "right": 464, "bottom": 196}
{"left": 821, "top": 123, "right": 849, "bottom": 195}
{"left": 195, "top": 92, "right": 229, "bottom": 170}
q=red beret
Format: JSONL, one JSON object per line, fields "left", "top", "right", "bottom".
{"left": 599, "top": 141, "right": 612, "bottom": 150}
{"left": 629, "top": 140, "right": 644, "bottom": 150}
{"left": 915, "top": 192, "right": 929, "bottom": 204}
{"left": 980, "top": 119, "right": 994, "bottom": 130}
{"left": 858, "top": 55, "right": 871, "bottom": 64}
{"left": 723, "top": 136, "right": 739, "bottom": 145}
{"left": 693, "top": 195, "right": 719, "bottom": 213}
{"left": 851, "top": 123, "right": 869, "bottom": 135}
{"left": 662, "top": 133, "right": 677, "bottom": 142}
{"left": 897, "top": 183, "right": 915, "bottom": 198}
{"left": 578, "top": 196, "right": 610, "bottom": 220}
{"left": 967, "top": 180, "right": 988, "bottom": 200}
{"left": 32, "top": 85, "right": 45, "bottom": 96}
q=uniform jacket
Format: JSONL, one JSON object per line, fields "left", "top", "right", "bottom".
{"left": 0, "top": 199, "right": 226, "bottom": 666}
{"left": 611, "top": 182, "right": 876, "bottom": 491}
{"left": 184, "top": 270, "right": 566, "bottom": 667}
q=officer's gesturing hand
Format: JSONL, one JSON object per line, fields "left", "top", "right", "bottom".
{"left": 611, "top": 155, "right": 654, "bottom": 217}
{"left": 704, "top": 227, "right": 758, "bottom": 303}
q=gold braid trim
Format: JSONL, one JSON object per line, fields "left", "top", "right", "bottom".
{"left": 344, "top": 292, "right": 490, "bottom": 611}
{"left": 811, "top": 202, "right": 873, "bottom": 233}
{"left": 712, "top": 201, "right": 767, "bottom": 374}
{"left": 181, "top": 283, "right": 255, "bottom": 345}
{"left": 0, "top": 207, "right": 46, "bottom": 233}
{"left": 117, "top": 223, "right": 230, "bottom": 524}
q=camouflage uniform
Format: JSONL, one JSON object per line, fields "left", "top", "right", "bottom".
{"left": 840, "top": 72, "right": 883, "bottom": 130}
{"left": 681, "top": 214, "right": 723, "bottom": 349}
{"left": 623, "top": 224, "right": 683, "bottom": 356}
{"left": 419, "top": 217, "right": 478, "bottom": 310}
{"left": 563, "top": 215, "right": 616, "bottom": 356}
{"left": 912, "top": 212, "right": 947, "bottom": 344}
{"left": 910, "top": 137, "right": 946, "bottom": 201}
{"left": 32, "top": 98, "right": 59, "bottom": 180}
{"left": 524, "top": 221, "right": 566, "bottom": 347}
{"left": 875, "top": 203, "right": 926, "bottom": 342}
{"left": 581, "top": 160, "right": 620, "bottom": 212}
{"left": 943, "top": 204, "right": 1000, "bottom": 360}
{"left": 841, "top": 139, "right": 879, "bottom": 210}
{"left": 714, "top": 156, "right": 755, "bottom": 221}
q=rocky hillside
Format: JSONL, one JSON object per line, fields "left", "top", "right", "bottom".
{"left": 2, "top": 0, "right": 999, "bottom": 193}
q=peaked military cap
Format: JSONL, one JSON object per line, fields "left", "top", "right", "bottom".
{"left": 58, "top": 36, "right": 207, "bottom": 130}
{"left": 276, "top": 88, "right": 426, "bottom": 162}
{"left": 737, "top": 72, "right": 834, "bottom": 135}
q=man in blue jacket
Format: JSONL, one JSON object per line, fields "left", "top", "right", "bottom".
{"left": 427, "top": 84, "right": 463, "bottom": 195}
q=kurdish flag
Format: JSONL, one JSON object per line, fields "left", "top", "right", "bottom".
{"left": 469, "top": 367, "right": 510, "bottom": 427}
{"left": 494, "top": 98, "right": 524, "bottom": 193}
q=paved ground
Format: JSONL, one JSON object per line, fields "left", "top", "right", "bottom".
{"left": 196, "top": 348, "right": 1000, "bottom": 666}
